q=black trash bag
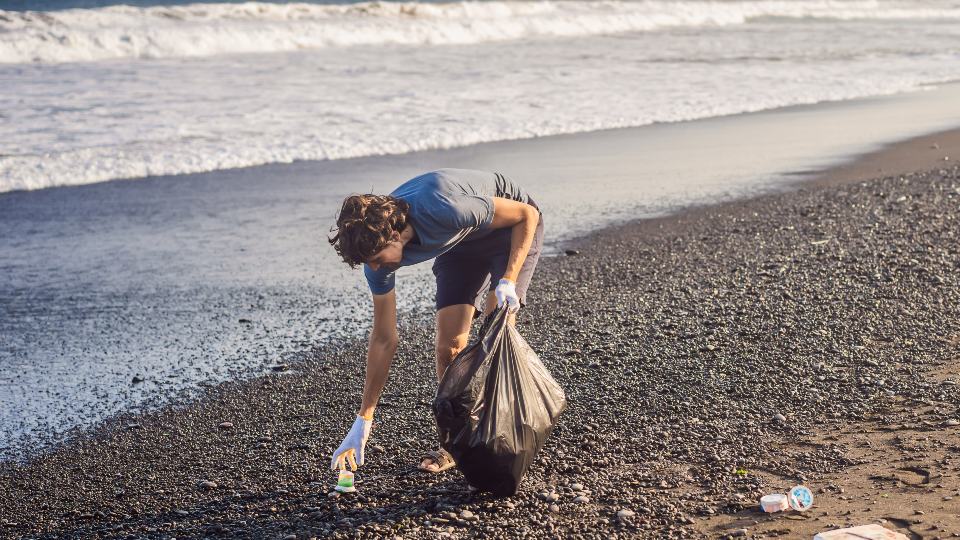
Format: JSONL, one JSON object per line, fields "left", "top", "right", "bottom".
{"left": 432, "top": 307, "right": 567, "bottom": 496}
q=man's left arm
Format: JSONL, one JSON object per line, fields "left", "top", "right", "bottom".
{"left": 489, "top": 197, "right": 539, "bottom": 306}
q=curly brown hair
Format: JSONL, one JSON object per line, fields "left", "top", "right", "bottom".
{"left": 329, "top": 194, "right": 410, "bottom": 268}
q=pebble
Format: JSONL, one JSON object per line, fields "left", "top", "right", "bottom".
{"left": 944, "top": 419, "right": 959, "bottom": 427}
{"left": 549, "top": 504, "right": 560, "bottom": 513}
{"left": 616, "top": 509, "right": 636, "bottom": 519}
{"left": 459, "top": 510, "right": 477, "bottom": 521}
{"left": 218, "top": 421, "right": 234, "bottom": 430}
{"left": 573, "top": 496, "right": 590, "bottom": 504}
{"left": 773, "top": 413, "right": 787, "bottom": 423}
{"left": 730, "top": 528, "right": 748, "bottom": 537}
{"left": 197, "top": 480, "right": 218, "bottom": 490}
{"left": 570, "top": 483, "right": 584, "bottom": 491}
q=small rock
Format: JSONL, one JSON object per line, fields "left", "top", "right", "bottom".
{"left": 218, "top": 421, "right": 234, "bottom": 430}
{"left": 570, "top": 483, "right": 584, "bottom": 491}
{"left": 173, "top": 509, "right": 189, "bottom": 516}
{"left": 944, "top": 419, "right": 959, "bottom": 427}
{"left": 459, "top": 510, "right": 476, "bottom": 521}
{"left": 131, "top": 375, "right": 144, "bottom": 384}
{"left": 546, "top": 492, "right": 559, "bottom": 502}
{"left": 573, "top": 495, "right": 590, "bottom": 503}
{"left": 564, "top": 249, "right": 580, "bottom": 256}
{"left": 730, "top": 528, "right": 748, "bottom": 537}
{"left": 198, "top": 480, "right": 218, "bottom": 490}
{"left": 773, "top": 413, "right": 787, "bottom": 423}
{"left": 239, "top": 318, "right": 252, "bottom": 323}
{"left": 283, "top": 535, "right": 296, "bottom": 540}
{"left": 271, "top": 364, "right": 289, "bottom": 372}
{"left": 328, "top": 491, "right": 340, "bottom": 498}
{"left": 549, "top": 504, "right": 560, "bottom": 513}
{"left": 616, "top": 509, "right": 636, "bottom": 519}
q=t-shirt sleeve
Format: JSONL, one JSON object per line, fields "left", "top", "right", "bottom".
{"left": 364, "top": 264, "right": 396, "bottom": 295}
{"left": 447, "top": 193, "right": 495, "bottom": 230}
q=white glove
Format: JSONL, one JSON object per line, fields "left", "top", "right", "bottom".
{"left": 330, "top": 415, "right": 372, "bottom": 471}
{"left": 495, "top": 278, "right": 520, "bottom": 313}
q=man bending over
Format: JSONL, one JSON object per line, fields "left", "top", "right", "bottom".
{"left": 328, "top": 168, "right": 543, "bottom": 473}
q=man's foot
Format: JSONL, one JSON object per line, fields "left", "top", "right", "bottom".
{"left": 418, "top": 449, "right": 456, "bottom": 473}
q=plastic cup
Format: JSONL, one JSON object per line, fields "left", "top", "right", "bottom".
{"left": 760, "top": 493, "right": 789, "bottom": 512}
{"left": 335, "top": 469, "right": 356, "bottom": 493}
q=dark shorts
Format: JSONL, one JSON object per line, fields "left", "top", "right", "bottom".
{"left": 433, "top": 203, "right": 543, "bottom": 313}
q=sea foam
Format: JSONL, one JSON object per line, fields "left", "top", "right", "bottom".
{"left": 2, "top": 0, "right": 959, "bottom": 64}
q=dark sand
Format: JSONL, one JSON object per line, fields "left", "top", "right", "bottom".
{"left": 2, "top": 130, "right": 960, "bottom": 539}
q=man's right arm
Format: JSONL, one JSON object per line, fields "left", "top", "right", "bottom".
{"left": 358, "top": 289, "right": 398, "bottom": 420}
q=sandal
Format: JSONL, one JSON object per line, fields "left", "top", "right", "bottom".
{"left": 419, "top": 448, "right": 456, "bottom": 473}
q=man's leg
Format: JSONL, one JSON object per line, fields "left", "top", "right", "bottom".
{"left": 420, "top": 303, "right": 475, "bottom": 472}
{"left": 434, "top": 303, "right": 475, "bottom": 381}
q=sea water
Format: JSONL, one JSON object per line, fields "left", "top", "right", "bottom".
{"left": 2, "top": 0, "right": 959, "bottom": 192}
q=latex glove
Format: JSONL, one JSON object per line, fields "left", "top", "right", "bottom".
{"left": 330, "top": 415, "right": 372, "bottom": 471}
{"left": 495, "top": 278, "right": 520, "bottom": 313}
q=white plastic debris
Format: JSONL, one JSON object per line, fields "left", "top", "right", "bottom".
{"left": 759, "top": 493, "right": 789, "bottom": 513}
{"left": 814, "top": 524, "right": 909, "bottom": 540}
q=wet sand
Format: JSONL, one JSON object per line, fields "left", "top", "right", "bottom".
{"left": 1, "top": 129, "right": 960, "bottom": 539}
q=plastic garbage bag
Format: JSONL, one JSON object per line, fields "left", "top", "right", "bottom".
{"left": 432, "top": 307, "right": 567, "bottom": 496}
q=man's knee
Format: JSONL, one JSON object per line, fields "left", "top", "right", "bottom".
{"left": 435, "top": 334, "right": 468, "bottom": 365}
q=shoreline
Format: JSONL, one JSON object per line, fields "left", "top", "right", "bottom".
{"left": 5, "top": 81, "right": 960, "bottom": 459}
{"left": 2, "top": 131, "right": 959, "bottom": 537}
{"left": 4, "top": 81, "right": 960, "bottom": 199}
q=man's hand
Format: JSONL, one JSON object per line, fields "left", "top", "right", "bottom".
{"left": 495, "top": 278, "right": 520, "bottom": 312}
{"left": 330, "top": 415, "right": 372, "bottom": 470}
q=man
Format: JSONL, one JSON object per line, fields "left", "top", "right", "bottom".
{"left": 327, "top": 168, "right": 543, "bottom": 473}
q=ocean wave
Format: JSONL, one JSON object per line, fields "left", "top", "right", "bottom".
{"left": 2, "top": 0, "right": 959, "bottom": 64}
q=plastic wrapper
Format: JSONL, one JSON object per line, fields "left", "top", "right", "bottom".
{"left": 432, "top": 307, "right": 567, "bottom": 496}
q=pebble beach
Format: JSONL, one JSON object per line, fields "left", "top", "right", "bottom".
{"left": 2, "top": 134, "right": 959, "bottom": 538}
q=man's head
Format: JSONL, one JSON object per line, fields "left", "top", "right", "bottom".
{"left": 329, "top": 194, "right": 410, "bottom": 271}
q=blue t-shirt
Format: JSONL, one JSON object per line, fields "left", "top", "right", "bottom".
{"left": 364, "top": 168, "right": 530, "bottom": 295}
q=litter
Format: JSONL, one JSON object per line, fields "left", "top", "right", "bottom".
{"left": 787, "top": 485, "right": 814, "bottom": 511}
{"left": 814, "top": 524, "right": 909, "bottom": 540}
{"left": 760, "top": 494, "right": 789, "bottom": 513}
{"left": 334, "top": 469, "right": 356, "bottom": 493}
{"left": 759, "top": 485, "right": 813, "bottom": 513}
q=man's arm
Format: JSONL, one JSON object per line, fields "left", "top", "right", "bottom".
{"left": 489, "top": 196, "right": 540, "bottom": 282}
{"left": 358, "top": 289, "right": 399, "bottom": 419}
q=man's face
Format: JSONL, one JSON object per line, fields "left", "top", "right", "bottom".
{"left": 365, "top": 233, "right": 403, "bottom": 272}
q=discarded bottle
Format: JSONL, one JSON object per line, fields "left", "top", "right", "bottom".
{"left": 334, "top": 469, "right": 356, "bottom": 493}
